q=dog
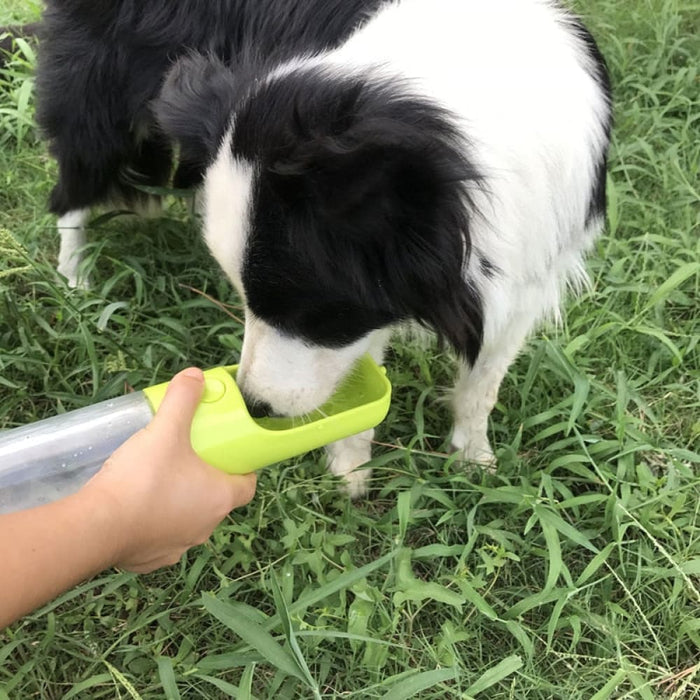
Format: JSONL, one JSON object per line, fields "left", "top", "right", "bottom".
{"left": 36, "top": 0, "right": 612, "bottom": 496}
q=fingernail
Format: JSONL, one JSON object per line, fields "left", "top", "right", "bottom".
{"left": 182, "top": 367, "right": 204, "bottom": 381}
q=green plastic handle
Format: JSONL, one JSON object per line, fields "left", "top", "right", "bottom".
{"left": 142, "top": 355, "right": 391, "bottom": 474}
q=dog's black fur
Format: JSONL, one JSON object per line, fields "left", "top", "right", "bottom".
{"left": 237, "top": 74, "right": 484, "bottom": 357}
{"left": 37, "top": 0, "right": 494, "bottom": 358}
{"left": 36, "top": 0, "right": 391, "bottom": 215}
{"left": 156, "top": 55, "right": 486, "bottom": 358}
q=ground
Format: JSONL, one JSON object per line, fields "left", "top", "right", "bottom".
{"left": 0, "top": 1, "right": 698, "bottom": 697}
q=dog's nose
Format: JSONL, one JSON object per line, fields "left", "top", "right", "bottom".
{"left": 244, "top": 395, "right": 273, "bottom": 419}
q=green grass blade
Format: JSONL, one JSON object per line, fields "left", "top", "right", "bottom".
{"left": 62, "top": 674, "right": 114, "bottom": 700}
{"left": 96, "top": 300, "right": 130, "bottom": 332}
{"left": 589, "top": 669, "right": 627, "bottom": 700}
{"left": 456, "top": 579, "right": 498, "bottom": 621}
{"left": 157, "top": 657, "right": 181, "bottom": 700}
{"left": 238, "top": 663, "right": 257, "bottom": 700}
{"left": 270, "top": 572, "right": 320, "bottom": 697}
{"left": 631, "top": 325, "right": 683, "bottom": 363}
{"left": 643, "top": 261, "right": 700, "bottom": 310}
{"left": 539, "top": 506, "right": 598, "bottom": 553}
{"left": 197, "top": 675, "right": 241, "bottom": 697}
{"left": 397, "top": 489, "right": 412, "bottom": 542}
{"left": 536, "top": 508, "right": 564, "bottom": 592}
{"left": 502, "top": 620, "right": 535, "bottom": 658}
{"left": 381, "top": 667, "right": 458, "bottom": 700}
{"left": 202, "top": 595, "right": 307, "bottom": 684}
{"left": 576, "top": 542, "right": 616, "bottom": 586}
{"left": 263, "top": 549, "right": 398, "bottom": 630}
{"left": 463, "top": 655, "right": 523, "bottom": 696}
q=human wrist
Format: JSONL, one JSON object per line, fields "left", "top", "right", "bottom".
{"left": 73, "top": 481, "right": 130, "bottom": 570}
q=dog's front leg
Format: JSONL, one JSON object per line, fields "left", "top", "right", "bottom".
{"left": 450, "top": 359, "right": 499, "bottom": 468}
{"left": 57, "top": 209, "right": 90, "bottom": 289}
{"left": 324, "top": 328, "right": 391, "bottom": 497}
{"left": 451, "top": 314, "right": 535, "bottom": 468}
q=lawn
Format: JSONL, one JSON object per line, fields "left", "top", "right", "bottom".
{"left": 1, "top": 1, "right": 698, "bottom": 698}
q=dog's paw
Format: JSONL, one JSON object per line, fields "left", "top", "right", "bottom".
{"left": 450, "top": 427, "right": 496, "bottom": 472}
{"left": 67, "top": 275, "right": 91, "bottom": 291}
{"left": 57, "top": 256, "right": 91, "bottom": 291}
{"left": 326, "top": 430, "right": 373, "bottom": 498}
{"left": 339, "top": 468, "right": 372, "bottom": 499}
{"left": 327, "top": 451, "right": 372, "bottom": 499}
{"left": 59, "top": 271, "right": 91, "bottom": 291}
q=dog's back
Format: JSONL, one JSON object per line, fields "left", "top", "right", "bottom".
{"left": 36, "top": 0, "right": 388, "bottom": 215}
{"left": 316, "top": 0, "right": 611, "bottom": 337}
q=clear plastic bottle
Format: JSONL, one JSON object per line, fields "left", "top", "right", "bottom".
{"left": 0, "top": 392, "right": 153, "bottom": 514}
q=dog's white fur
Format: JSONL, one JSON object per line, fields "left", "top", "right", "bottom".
{"left": 191, "top": 0, "right": 610, "bottom": 494}
{"left": 57, "top": 209, "right": 89, "bottom": 289}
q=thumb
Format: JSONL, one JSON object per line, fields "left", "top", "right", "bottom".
{"left": 150, "top": 367, "right": 205, "bottom": 437}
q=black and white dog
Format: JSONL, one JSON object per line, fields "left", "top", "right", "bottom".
{"left": 37, "top": 0, "right": 611, "bottom": 495}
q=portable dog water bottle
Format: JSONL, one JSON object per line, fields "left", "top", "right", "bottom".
{"left": 0, "top": 355, "right": 391, "bottom": 514}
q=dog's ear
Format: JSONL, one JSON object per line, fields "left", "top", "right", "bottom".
{"left": 269, "top": 99, "right": 485, "bottom": 362}
{"left": 154, "top": 54, "right": 237, "bottom": 173}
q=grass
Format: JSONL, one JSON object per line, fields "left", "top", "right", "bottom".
{"left": 1, "top": 0, "right": 699, "bottom": 697}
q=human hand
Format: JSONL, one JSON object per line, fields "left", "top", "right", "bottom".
{"left": 82, "top": 367, "right": 257, "bottom": 573}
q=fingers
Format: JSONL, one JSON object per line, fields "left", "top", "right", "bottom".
{"left": 123, "top": 473, "right": 258, "bottom": 571}
{"left": 123, "top": 552, "right": 183, "bottom": 574}
{"left": 228, "top": 471, "right": 257, "bottom": 509}
{"left": 221, "top": 472, "right": 257, "bottom": 513}
{"left": 209, "top": 469, "right": 258, "bottom": 512}
{"left": 150, "top": 367, "right": 205, "bottom": 436}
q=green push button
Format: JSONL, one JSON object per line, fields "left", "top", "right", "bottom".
{"left": 201, "top": 378, "right": 226, "bottom": 403}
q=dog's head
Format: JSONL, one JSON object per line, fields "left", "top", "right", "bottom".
{"left": 156, "top": 54, "right": 484, "bottom": 415}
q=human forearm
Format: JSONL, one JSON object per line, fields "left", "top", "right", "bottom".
{"left": 0, "top": 488, "right": 121, "bottom": 629}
